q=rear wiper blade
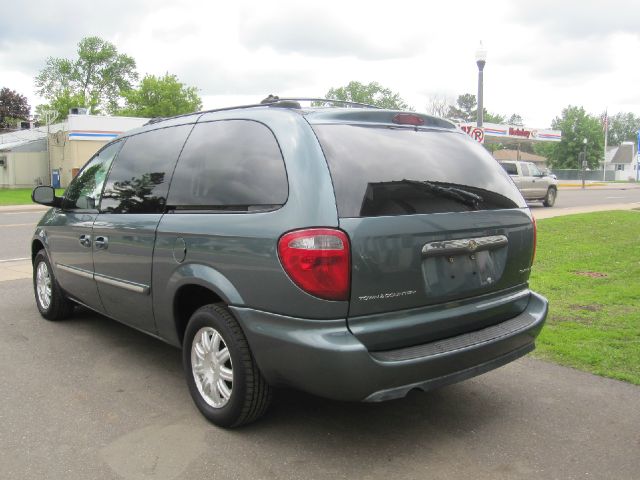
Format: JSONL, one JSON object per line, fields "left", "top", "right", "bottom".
{"left": 400, "top": 179, "right": 483, "bottom": 209}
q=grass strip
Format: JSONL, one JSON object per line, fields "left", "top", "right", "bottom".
{"left": 530, "top": 210, "right": 640, "bottom": 384}
{"left": 0, "top": 188, "right": 64, "bottom": 206}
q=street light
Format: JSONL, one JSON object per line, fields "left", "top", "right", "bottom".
{"left": 475, "top": 41, "right": 487, "bottom": 127}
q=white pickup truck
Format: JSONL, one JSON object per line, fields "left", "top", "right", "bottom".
{"left": 499, "top": 161, "right": 558, "bottom": 207}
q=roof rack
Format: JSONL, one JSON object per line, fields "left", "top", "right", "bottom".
{"left": 143, "top": 117, "right": 166, "bottom": 126}
{"left": 140, "top": 96, "right": 382, "bottom": 127}
{"left": 271, "top": 97, "right": 381, "bottom": 109}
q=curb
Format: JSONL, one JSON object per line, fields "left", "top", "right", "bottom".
{"left": 0, "top": 204, "right": 48, "bottom": 213}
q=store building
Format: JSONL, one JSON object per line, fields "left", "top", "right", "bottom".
{"left": 49, "top": 114, "right": 147, "bottom": 187}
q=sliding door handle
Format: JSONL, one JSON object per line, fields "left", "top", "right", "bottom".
{"left": 79, "top": 235, "right": 92, "bottom": 248}
{"left": 94, "top": 236, "right": 109, "bottom": 250}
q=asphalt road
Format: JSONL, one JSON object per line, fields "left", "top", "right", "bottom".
{"left": 0, "top": 209, "right": 43, "bottom": 261}
{"left": 0, "top": 279, "right": 638, "bottom": 479}
{"left": 528, "top": 184, "right": 640, "bottom": 210}
{"left": 1, "top": 189, "right": 640, "bottom": 479}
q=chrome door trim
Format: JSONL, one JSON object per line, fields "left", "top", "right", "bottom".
{"left": 94, "top": 272, "right": 150, "bottom": 295}
{"left": 56, "top": 263, "right": 95, "bottom": 280}
{"left": 56, "top": 263, "right": 150, "bottom": 295}
{"left": 422, "top": 235, "right": 508, "bottom": 257}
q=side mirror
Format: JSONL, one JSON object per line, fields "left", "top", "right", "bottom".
{"left": 32, "top": 186, "right": 61, "bottom": 207}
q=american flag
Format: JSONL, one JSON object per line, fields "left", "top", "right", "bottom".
{"left": 602, "top": 110, "right": 608, "bottom": 132}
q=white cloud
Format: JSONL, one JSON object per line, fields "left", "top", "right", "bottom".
{"left": 1, "top": 0, "right": 638, "bottom": 128}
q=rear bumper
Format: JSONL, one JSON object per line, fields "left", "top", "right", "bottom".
{"left": 230, "top": 290, "right": 548, "bottom": 402}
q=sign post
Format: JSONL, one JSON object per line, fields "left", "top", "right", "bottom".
{"left": 637, "top": 131, "right": 640, "bottom": 182}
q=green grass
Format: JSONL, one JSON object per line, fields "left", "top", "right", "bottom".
{"left": 0, "top": 188, "right": 64, "bottom": 206}
{"left": 530, "top": 210, "right": 640, "bottom": 384}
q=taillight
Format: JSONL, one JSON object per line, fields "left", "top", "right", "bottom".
{"left": 278, "top": 228, "right": 351, "bottom": 301}
{"left": 531, "top": 214, "right": 537, "bottom": 264}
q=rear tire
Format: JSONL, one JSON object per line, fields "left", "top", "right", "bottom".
{"left": 543, "top": 187, "right": 557, "bottom": 207}
{"left": 183, "top": 304, "right": 272, "bottom": 428}
{"left": 33, "top": 250, "right": 74, "bottom": 321}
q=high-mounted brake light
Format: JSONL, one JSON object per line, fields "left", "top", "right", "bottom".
{"left": 278, "top": 228, "right": 351, "bottom": 301}
{"left": 392, "top": 113, "right": 425, "bottom": 126}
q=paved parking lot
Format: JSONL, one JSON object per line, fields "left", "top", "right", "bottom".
{"left": 1, "top": 192, "right": 640, "bottom": 479}
{"left": 1, "top": 278, "right": 639, "bottom": 479}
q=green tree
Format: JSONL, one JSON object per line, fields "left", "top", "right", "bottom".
{"left": 35, "top": 90, "right": 85, "bottom": 121}
{"left": 446, "top": 93, "right": 504, "bottom": 123}
{"left": 323, "top": 81, "right": 410, "bottom": 109}
{"left": 0, "top": 87, "right": 30, "bottom": 129}
{"left": 447, "top": 93, "right": 476, "bottom": 121}
{"left": 118, "top": 74, "right": 202, "bottom": 118}
{"left": 35, "top": 36, "right": 137, "bottom": 119}
{"left": 483, "top": 110, "right": 505, "bottom": 124}
{"left": 507, "top": 113, "right": 524, "bottom": 125}
{"left": 543, "top": 106, "right": 604, "bottom": 169}
{"left": 606, "top": 112, "right": 640, "bottom": 146}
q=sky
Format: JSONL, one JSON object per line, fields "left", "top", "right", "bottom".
{"left": 1, "top": 0, "right": 639, "bottom": 128}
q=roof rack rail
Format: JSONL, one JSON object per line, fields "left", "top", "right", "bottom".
{"left": 276, "top": 97, "right": 381, "bottom": 109}
{"left": 144, "top": 117, "right": 166, "bottom": 125}
{"left": 138, "top": 96, "right": 383, "bottom": 127}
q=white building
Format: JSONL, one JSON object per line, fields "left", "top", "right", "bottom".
{"left": 0, "top": 114, "right": 147, "bottom": 188}
{"left": 605, "top": 142, "right": 638, "bottom": 181}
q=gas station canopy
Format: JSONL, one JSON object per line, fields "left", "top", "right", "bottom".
{"left": 458, "top": 122, "right": 561, "bottom": 145}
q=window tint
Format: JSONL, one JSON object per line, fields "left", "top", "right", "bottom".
{"left": 529, "top": 163, "right": 541, "bottom": 176}
{"left": 100, "top": 125, "right": 192, "bottom": 213}
{"left": 167, "top": 120, "right": 288, "bottom": 209}
{"left": 520, "top": 163, "right": 530, "bottom": 176}
{"left": 312, "top": 124, "right": 525, "bottom": 218}
{"left": 500, "top": 162, "right": 518, "bottom": 175}
{"left": 63, "top": 141, "right": 122, "bottom": 210}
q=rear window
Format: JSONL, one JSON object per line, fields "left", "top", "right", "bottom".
{"left": 313, "top": 124, "right": 525, "bottom": 217}
{"left": 500, "top": 162, "right": 518, "bottom": 175}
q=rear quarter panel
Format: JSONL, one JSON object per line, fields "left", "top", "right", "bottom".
{"left": 152, "top": 109, "right": 348, "bottom": 345}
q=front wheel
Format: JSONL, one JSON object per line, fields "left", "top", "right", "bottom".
{"left": 183, "top": 304, "right": 272, "bottom": 428}
{"left": 543, "top": 187, "right": 557, "bottom": 207}
{"left": 33, "top": 250, "right": 74, "bottom": 320}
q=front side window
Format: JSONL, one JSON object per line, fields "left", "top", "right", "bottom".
{"left": 529, "top": 163, "right": 542, "bottom": 176}
{"left": 100, "top": 125, "right": 192, "bottom": 213}
{"left": 63, "top": 141, "right": 122, "bottom": 210}
{"left": 167, "top": 120, "right": 288, "bottom": 210}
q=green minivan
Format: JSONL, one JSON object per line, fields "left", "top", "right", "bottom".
{"left": 31, "top": 99, "right": 547, "bottom": 427}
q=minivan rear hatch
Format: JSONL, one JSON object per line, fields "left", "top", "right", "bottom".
{"left": 311, "top": 119, "right": 535, "bottom": 349}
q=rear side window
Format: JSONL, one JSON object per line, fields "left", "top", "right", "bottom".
{"left": 313, "top": 124, "right": 525, "bottom": 218}
{"left": 100, "top": 125, "right": 192, "bottom": 213}
{"left": 520, "top": 164, "right": 530, "bottom": 176}
{"left": 500, "top": 162, "right": 518, "bottom": 175}
{"left": 167, "top": 120, "right": 287, "bottom": 210}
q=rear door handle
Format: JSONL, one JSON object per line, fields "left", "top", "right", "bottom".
{"left": 94, "top": 236, "right": 109, "bottom": 250}
{"left": 422, "top": 235, "right": 508, "bottom": 257}
{"left": 79, "top": 234, "right": 92, "bottom": 248}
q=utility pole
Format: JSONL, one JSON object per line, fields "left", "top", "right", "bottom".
{"left": 581, "top": 138, "right": 587, "bottom": 189}
{"left": 603, "top": 109, "right": 608, "bottom": 182}
{"left": 41, "top": 110, "right": 59, "bottom": 186}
